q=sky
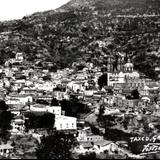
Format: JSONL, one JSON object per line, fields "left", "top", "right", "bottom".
{"left": 0, "top": 0, "right": 70, "bottom": 21}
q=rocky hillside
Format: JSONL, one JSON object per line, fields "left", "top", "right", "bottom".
{"left": 0, "top": 0, "right": 160, "bottom": 78}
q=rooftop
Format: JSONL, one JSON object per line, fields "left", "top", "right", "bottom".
{"left": 55, "top": 115, "right": 77, "bottom": 120}
{"left": 0, "top": 144, "right": 13, "bottom": 150}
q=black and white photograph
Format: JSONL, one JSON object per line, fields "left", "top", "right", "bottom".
{"left": 0, "top": 0, "right": 160, "bottom": 159}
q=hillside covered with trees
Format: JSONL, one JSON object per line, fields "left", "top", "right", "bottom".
{"left": 0, "top": 0, "right": 159, "bottom": 79}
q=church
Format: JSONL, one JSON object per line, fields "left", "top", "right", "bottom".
{"left": 106, "top": 55, "right": 140, "bottom": 86}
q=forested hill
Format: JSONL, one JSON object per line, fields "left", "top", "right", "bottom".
{"left": 0, "top": 0, "right": 160, "bottom": 79}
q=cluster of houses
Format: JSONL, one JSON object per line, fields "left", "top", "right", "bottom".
{"left": 0, "top": 52, "right": 160, "bottom": 158}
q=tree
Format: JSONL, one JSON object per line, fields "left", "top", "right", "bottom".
{"left": 60, "top": 97, "right": 90, "bottom": 117}
{"left": 76, "top": 64, "right": 85, "bottom": 71}
{"left": 43, "top": 75, "right": 51, "bottom": 81}
{"left": 0, "top": 100, "right": 8, "bottom": 110}
{"left": 0, "top": 100, "right": 13, "bottom": 141}
{"left": 98, "top": 74, "right": 108, "bottom": 89}
{"left": 97, "top": 104, "right": 105, "bottom": 123}
{"left": 36, "top": 132, "right": 76, "bottom": 159}
{"left": 123, "top": 117, "right": 130, "bottom": 130}
{"left": 11, "top": 135, "right": 38, "bottom": 159}
{"left": 24, "top": 112, "right": 55, "bottom": 130}
{"left": 36, "top": 99, "right": 49, "bottom": 105}
{"left": 131, "top": 89, "right": 140, "bottom": 99}
{"left": 126, "top": 95, "right": 132, "bottom": 100}
{"left": 51, "top": 98, "right": 59, "bottom": 106}
{"left": 105, "top": 115, "right": 117, "bottom": 128}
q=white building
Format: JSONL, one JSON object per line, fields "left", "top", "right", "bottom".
{"left": 11, "top": 119, "right": 25, "bottom": 133}
{"left": 29, "top": 104, "right": 77, "bottom": 131}
{"left": 0, "top": 80, "right": 4, "bottom": 88}
{"left": 6, "top": 94, "right": 33, "bottom": 105}
{"left": 30, "top": 104, "right": 62, "bottom": 116}
{"left": 74, "top": 141, "right": 119, "bottom": 155}
{"left": 77, "top": 129, "right": 104, "bottom": 142}
{"left": 16, "top": 52, "right": 24, "bottom": 62}
{"left": 0, "top": 144, "right": 13, "bottom": 157}
{"left": 13, "top": 79, "right": 26, "bottom": 90}
{"left": 30, "top": 104, "right": 47, "bottom": 112}
{"left": 6, "top": 98, "right": 22, "bottom": 105}
{"left": 25, "top": 80, "right": 34, "bottom": 87}
{"left": 35, "top": 81, "right": 55, "bottom": 92}
{"left": 54, "top": 115, "right": 77, "bottom": 131}
{"left": 4, "top": 68, "right": 13, "bottom": 77}
{"left": 47, "top": 106, "right": 61, "bottom": 116}
{"left": 107, "top": 72, "right": 125, "bottom": 86}
{"left": 67, "top": 81, "right": 85, "bottom": 92}
{"left": 107, "top": 57, "right": 140, "bottom": 86}
{"left": 53, "top": 91, "right": 68, "bottom": 101}
{"left": 21, "top": 87, "right": 37, "bottom": 95}
{"left": 3, "top": 78, "right": 10, "bottom": 88}
{"left": 84, "top": 90, "right": 97, "bottom": 96}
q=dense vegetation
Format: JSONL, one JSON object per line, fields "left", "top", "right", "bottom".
{"left": 0, "top": 0, "right": 159, "bottom": 79}
{"left": 24, "top": 112, "right": 55, "bottom": 130}
{"left": 60, "top": 95, "right": 91, "bottom": 117}
{"left": 11, "top": 135, "right": 38, "bottom": 159}
{"left": 0, "top": 100, "right": 13, "bottom": 141}
{"left": 36, "top": 132, "right": 76, "bottom": 159}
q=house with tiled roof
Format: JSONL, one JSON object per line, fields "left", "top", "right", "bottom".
{"left": 74, "top": 127, "right": 118, "bottom": 155}
{"left": 12, "top": 79, "right": 26, "bottom": 90}
{"left": 77, "top": 128, "right": 104, "bottom": 142}
{"left": 35, "top": 80, "right": 55, "bottom": 92}
{"left": 0, "top": 144, "right": 14, "bottom": 157}
{"left": 11, "top": 118, "right": 25, "bottom": 134}
{"left": 20, "top": 86, "right": 37, "bottom": 95}
{"left": 30, "top": 104, "right": 61, "bottom": 116}
{"left": 35, "top": 94, "right": 53, "bottom": 103}
{"left": 6, "top": 94, "right": 33, "bottom": 105}
{"left": 8, "top": 104, "right": 29, "bottom": 117}
{"left": 141, "top": 82, "right": 159, "bottom": 96}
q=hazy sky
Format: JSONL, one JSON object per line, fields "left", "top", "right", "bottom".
{"left": 0, "top": 0, "right": 70, "bottom": 21}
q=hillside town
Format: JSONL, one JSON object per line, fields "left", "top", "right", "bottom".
{"left": 0, "top": 51, "right": 160, "bottom": 159}
{"left": 0, "top": 0, "right": 159, "bottom": 159}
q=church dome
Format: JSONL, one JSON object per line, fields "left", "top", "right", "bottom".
{"left": 124, "top": 59, "right": 134, "bottom": 72}
{"left": 124, "top": 59, "right": 133, "bottom": 68}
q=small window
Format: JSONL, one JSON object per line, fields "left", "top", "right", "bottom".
{"left": 66, "top": 123, "right": 69, "bottom": 128}
{"left": 60, "top": 124, "right": 62, "bottom": 128}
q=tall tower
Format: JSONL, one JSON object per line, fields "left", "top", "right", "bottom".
{"left": 107, "top": 56, "right": 113, "bottom": 73}
{"left": 117, "top": 57, "right": 124, "bottom": 72}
